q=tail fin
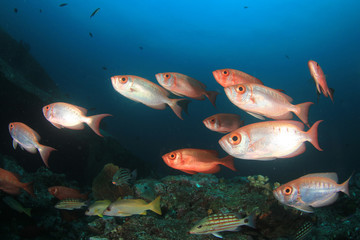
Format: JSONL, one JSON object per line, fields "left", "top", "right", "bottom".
{"left": 38, "top": 144, "right": 56, "bottom": 168}
{"left": 306, "top": 120, "right": 323, "bottom": 151}
{"left": 87, "top": 114, "right": 112, "bottom": 137}
{"left": 22, "top": 182, "right": 35, "bottom": 197}
{"left": 328, "top": 88, "right": 335, "bottom": 102}
{"left": 340, "top": 173, "right": 352, "bottom": 196}
{"left": 243, "top": 212, "right": 256, "bottom": 229}
{"left": 219, "top": 155, "right": 236, "bottom": 172}
{"left": 148, "top": 196, "right": 162, "bottom": 215}
{"left": 23, "top": 208, "right": 32, "bottom": 217}
{"left": 205, "top": 91, "right": 219, "bottom": 107}
{"left": 168, "top": 99, "right": 191, "bottom": 120}
{"left": 294, "top": 102, "right": 313, "bottom": 127}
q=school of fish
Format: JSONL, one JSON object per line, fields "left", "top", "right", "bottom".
{"left": 4, "top": 60, "right": 346, "bottom": 239}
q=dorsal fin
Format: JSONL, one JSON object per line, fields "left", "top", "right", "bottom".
{"left": 303, "top": 172, "right": 338, "bottom": 182}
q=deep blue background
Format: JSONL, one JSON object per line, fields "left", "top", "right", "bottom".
{"left": 1, "top": 0, "right": 359, "bottom": 182}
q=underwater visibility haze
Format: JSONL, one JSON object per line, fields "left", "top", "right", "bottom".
{"left": 0, "top": 0, "right": 359, "bottom": 239}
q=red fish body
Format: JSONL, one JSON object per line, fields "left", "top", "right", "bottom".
{"left": 203, "top": 113, "right": 244, "bottom": 133}
{"left": 273, "top": 173, "right": 351, "bottom": 213}
{"left": 162, "top": 148, "right": 235, "bottom": 174}
{"left": 155, "top": 72, "right": 219, "bottom": 107}
{"left": 219, "top": 120, "right": 322, "bottom": 160}
{"left": 9, "top": 122, "right": 56, "bottom": 168}
{"left": 308, "top": 60, "right": 334, "bottom": 102}
{"left": 0, "top": 168, "right": 34, "bottom": 196}
{"left": 43, "top": 102, "right": 111, "bottom": 137}
{"left": 48, "top": 186, "right": 88, "bottom": 200}
{"left": 213, "top": 68, "right": 263, "bottom": 87}
{"left": 224, "top": 83, "right": 313, "bottom": 127}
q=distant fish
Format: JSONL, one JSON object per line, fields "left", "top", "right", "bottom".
{"left": 3, "top": 196, "right": 31, "bottom": 217}
{"left": 203, "top": 113, "right": 244, "bottom": 133}
{"left": 308, "top": 60, "right": 334, "bottom": 102}
{"left": 244, "top": 6, "right": 248, "bottom": 9}
{"left": 9, "top": 122, "right": 56, "bottom": 168}
{"left": 48, "top": 186, "right": 88, "bottom": 200}
{"left": 112, "top": 168, "right": 137, "bottom": 186}
{"left": 89, "top": 32, "right": 93, "bottom": 38}
{"left": 212, "top": 69, "right": 263, "bottom": 88}
{"left": 85, "top": 200, "right": 111, "bottom": 217}
{"left": 139, "top": 46, "right": 143, "bottom": 50}
{"left": 0, "top": 168, "right": 34, "bottom": 196}
{"left": 189, "top": 212, "right": 255, "bottom": 238}
{"left": 59, "top": 3, "right": 68, "bottom": 7}
{"left": 40, "top": 9, "right": 42, "bottom": 13}
{"left": 42, "top": 102, "right": 111, "bottom": 137}
{"left": 55, "top": 199, "right": 87, "bottom": 210}
{"left": 273, "top": 172, "right": 351, "bottom": 213}
{"left": 103, "top": 196, "right": 162, "bottom": 217}
{"left": 294, "top": 221, "right": 313, "bottom": 240}
{"left": 155, "top": 72, "right": 219, "bottom": 107}
{"left": 14, "top": 8, "right": 18, "bottom": 13}
{"left": 90, "top": 8, "right": 100, "bottom": 18}
{"left": 102, "top": 66, "right": 107, "bottom": 70}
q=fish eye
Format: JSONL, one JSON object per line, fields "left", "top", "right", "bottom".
{"left": 222, "top": 70, "right": 229, "bottom": 76}
{"left": 164, "top": 73, "right": 171, "bottom": 79}
{"left": 45, "top": 105, "right": 50, "bottom": 110}
{"left": 284, "top": 187, "right": 292, "bottom": 195}
{"left": 120, "top": 76, "right": 128, "bottom": 84}
{"left": 235, "top": 85, "right": 246, "bottom": 93}
{"left": 169, "top": 153, "right": 176, "bottom": 160}
{"left": 9, "top": 123, "right": 14, "bottom": 129}
{"left": 210, "top": 118, "right": 215, "bottom": 123}
{"left": 229, "top": 133, "right": 241, "bottom": 145}
{"left": 106, "top": 206, "right": 111, "bottom": 211}
{"left": 197, "top": 225, "right": 202, "bottom": 229}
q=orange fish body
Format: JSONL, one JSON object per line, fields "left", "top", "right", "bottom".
{"left": 111, "top": 75, "right": 189, "bottom": 120}
{"left": 203, "top": 113, "right": 244, "bottom": 133}
{"left": 212, "top": 69, "right": 263, "bottom": 87}
{"left": 155, "top": 72, "right": 219, "bottom": 107}
{"left": 162, "top": 148, "right": 235, "bottom": 174}
{"left": 42, "top": 102, "right": 111, "bottom": 137}
{"left": 273, "top": 173, "right": 351, "bottom": 213}
{"left": 308, "top": 60, "right": 334, "bottom": 102}
{"left": 224, "top": 83, "right": 313, "bottom": 127}
{"left": 219, "top": 120, "right": 323, "bottom": 160}
{"left": 9, "top": 122, "right": 56, "bottom": 168}
{"left": 48, "top": 186, "right": 88, "bottom": 200}
{"left": 0, "top": 168, "right": 34, "bottom": 196}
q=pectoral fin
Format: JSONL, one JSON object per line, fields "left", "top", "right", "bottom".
{"left": 212, "top": 232, "right": 223, "bottom": 238}
{"left": 12, "top": 140, "right": 18, "bottom": 149}
{"left": 246, "top": 111, "right": 265, "bottom": 120}
{"left": 293, "top": 204, "right": 314, "bottom": 213}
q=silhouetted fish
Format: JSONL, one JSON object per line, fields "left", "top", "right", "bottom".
{"left": 139, "top": 46, "right": 143, "bottom": 50}
{"left": 285, "top": 55, "right": 290, "bottom": 59}
{"left": 90, "top": 8, "right": 100, "bottom": 18}
{"left": 40, "top": 9, "right": 42, "bottom": 13}
{"left": 102, "top": 66, "right": 107, "bottom": 70}
{"left": 89, "top": 32, "right": 93, "bottom": 38}
{"left": 14, "top": 8, "right": 18, "bottom": 13}
{"left": 244, "top": 6, "right": 248, "bottom": 9}
{"left": 59, "top": 3, "right": 68, "bottom": 7}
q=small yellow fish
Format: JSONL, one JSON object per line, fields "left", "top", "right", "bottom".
{"left": 55, "top": 199, "right": 87, "bottom": 210}
{"left": 103, "top": 196, "right": 162, "bottom": 217}
{"left": 85, "top": 200, "right": 111, "bottom": 217}
{"left": 3, "top": 196, "right": 31, "bottom": 217}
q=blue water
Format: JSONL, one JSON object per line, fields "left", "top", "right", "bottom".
{"left": 1, "top": 0, "right": 359, "bottom": 182}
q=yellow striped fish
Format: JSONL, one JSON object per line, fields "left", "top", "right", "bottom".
{"left": 189, "top": 213, "right": 255, "bottom": 238}
{"left": 55, "top": 199, "right": 87, "bottom": 210}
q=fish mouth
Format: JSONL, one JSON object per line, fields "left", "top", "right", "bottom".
{"left": 224, "top": 87, "right": 231, "bottom": 98}
{"left": 218, "top": 138, "right": 230, "bottom": 154}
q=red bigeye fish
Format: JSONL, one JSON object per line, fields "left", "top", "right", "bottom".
{"left": 273, "top": 173, "right": 351, "bottom": 213}
{"left": 212, "top": 68, "right": 263, "bottom": 87}
{"left": 162, "top": 148, "right": 236, "bottom": 174}
{"left": 0, "top": 168, "right": 34, "bottom": 196}
{"left": 203, "top": 113, "right": 244, "bottom": 133}
{"left": 9, "top": 122, "right": 56, "bottom": 168}
{"left": 43, "top": 102, "right": 111, "bottom": 137}
{"left": 155, "top": 72, "right": 219, "bottom": 107}
{"left": 111, "top": 75, "right": 190, "bottom": 120}
{"left": 224, "top": 83, "right": 313, "bottom": 127}
{"left": 48, "top": 186, "right": 88, "bottom": 200}
{"left": 308, "top": 60, "right": 334, "bottom": 102}
{"left": 219, "top": 120, "right": 323, "bottom": 160}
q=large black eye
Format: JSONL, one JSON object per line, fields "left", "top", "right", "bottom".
{"left": 106, "top": 207, "right": 111, "bottom": 211}
{"left": 165, "top": 74, "right": 170, "bottom": 78}
{"left": 222, "top": 70, "right": 229, "bottom": 76}
{"left": 197, "top": 225, "right": 202, "bottom": 229}
{"left": 210, "top": 119, "right": 215, "bottom": 122}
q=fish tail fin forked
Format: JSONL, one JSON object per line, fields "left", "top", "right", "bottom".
{"left": 22, "top": 182, "right": 35, "bottom": 197}
{"left": 87, "top": 114, "right": 112, "bottom": 137}
{"left": 306, "top": 120, "right": 323, "bottom": 151}
{"left": 205, "top": 91, "right": 219, "bottom": 107}
{"left": 169, "top": 99, "right": 191, "bottom": 120}
{"left": 149, "top": 196, "right": 162, "bottom": 215}
{"left": 328, "top": 88, "right": 335, "bottom": 102}
{"left": 244, "top": 212, "right": 256, "bottom": 229}
{"left": 294, "top": 102, "right": 313, "bottom": 127}
{"left": 220, "top": 155, "right": 236, "bottom": 171}
{"left": 38, "top": 144, "right": 56, "bottom": 168}
{"left": 340, "top": 173, "right": 352, "bottom": 196}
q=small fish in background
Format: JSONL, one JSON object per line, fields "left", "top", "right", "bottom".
{"left": 111, "top": 75, "right": 190, "bottom": 120}
{"left": 48, "top": 186, "right": 88, "bottom": 200}
{"left": 14, "top": 8, "right": 18, "bottom": 13}
{"left": 189, "top": 212, "right": 255, "bottom": 238}
{"left": 89, "top": 32, "right": 93, "bottom": 38}
{"left": 162, "top": 148, "right": 236, "bottom": 174}
{"left": 42, "top": 102, "right": 112, "bottom": 137}
{"left": 85, "top": 200, "right": 111, "bottom": 217}
{"left": 155, "top": 72, "right": 219, "bottom": 107}
{"left": 90, "top": 8, "right": 100, "bottom": 18}
{"left": 40, "top": 9, "right": 42, "bottom": 13}
{"left": 285, "top": 55, "right": 290, "bottom": 59}
{"left": 273, "top": 172, "right": 351, "bottom": 213}
{"left": 59, "top": 3, "right": 68, "bottom": 7}
{"left": 224, "top": 83, "right": 313, "bottom": 127}
{"left": 3, "top": 196, "right": 31, "bottom": 217}
{"left": 244, "top": 6, "right": 248, "bottom": 9}
{"left": 112, "top": 168, "right": 137, "bottom": 186}
{"left": 103, "top": 196, "right": 162, "bottom": 217}
{"left": 308, "top": 60, "right": 334, "bottom": 102}
{"left": 102, "top": 66, "right": 107, "bottom": 70}
{"left": 219, "top": 120, "right": 323, "bottom": 160}
{"left": 139, "top": 46, "right": 143, "bottom": 50}
{"left": 212, "top": 68, "right": 263, "bottom": 87}
{"left": 55, "top": 199, "right": 87, "bottom": 210}
{"left": 0, "top": 168, "right": 34, "bottom": 196}
{"left": 203, "top": 113, "right": 244, "bottom": 133}
{"left": 294, "top": 221, "right": 313, "bottom": 240}
{"left": 9, "top": 122, "right": 56, "bottom": 168}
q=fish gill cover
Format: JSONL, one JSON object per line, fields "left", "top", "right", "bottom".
{"left": 0, "top": 0, "right": 359, "bottom": 239}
